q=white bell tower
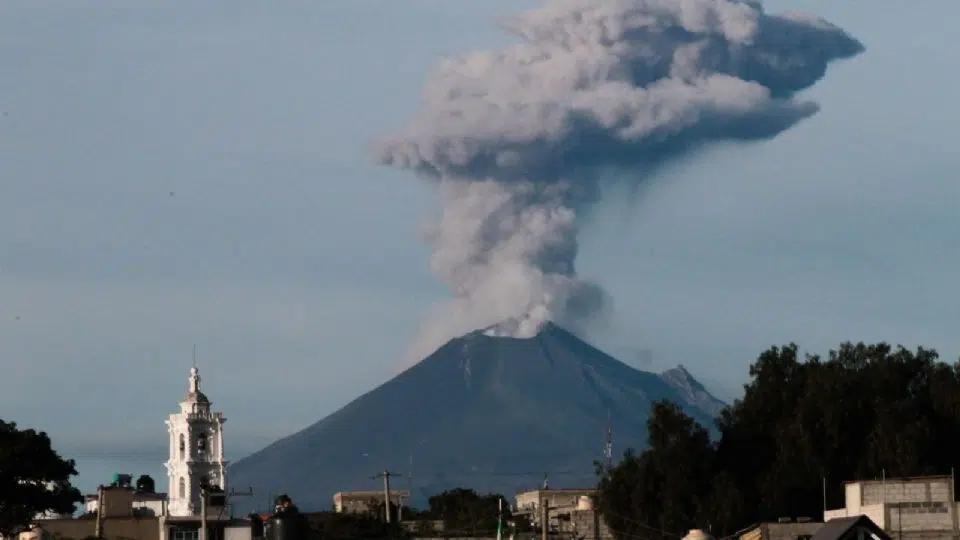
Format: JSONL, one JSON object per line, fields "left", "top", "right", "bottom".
{"left": 164, "top": 366, "right": 228, "bottom": 517}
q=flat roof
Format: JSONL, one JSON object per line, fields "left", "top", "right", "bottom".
{"left": 844, "top": 475, "right": 952, "bottom": 485}
{"left": 162, "top": 516, "right": 249, "bottom": 524}
{"left": 516, "top": 488, "right": 596, "bottom": 495}
{"left": 334, "top": 490, "right": 411, "bottom": 498}
{"left": 84, "top": 492, "right": 168, "bottom": 501}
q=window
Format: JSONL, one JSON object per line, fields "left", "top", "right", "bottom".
{"left": 179, "top": 434, "right": 185, "bottom": 459}
{"left": 178, "top": 477, "right": 185, "bottom": 499}
{"left": 197, "top": 432, "right": 208, "bottom": 454}
{"left": 172, "top": 528, "right": 199, "bottom": 540}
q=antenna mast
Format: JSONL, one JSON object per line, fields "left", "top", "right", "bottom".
{"left": 604, "top": 411, "right": 613, "bottom": 472}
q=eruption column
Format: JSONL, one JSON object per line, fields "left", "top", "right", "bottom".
{"left": 375, "top": 0, "right": 864, "bottom": 361}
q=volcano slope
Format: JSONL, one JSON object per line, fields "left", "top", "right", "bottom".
{"left": 229, "top": 323, "right": 726, "bottom": 511}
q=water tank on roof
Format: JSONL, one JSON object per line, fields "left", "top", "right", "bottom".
{"left": 136, "top": 475, "right": 155, "bottom": 494}
{"left": 113, "top": 474, "right": 132, "bottom": 488}
{"left": 682, "top": 529, "right": 714, "bottom": 540}
{"left": 263, "top": 496, "right": 308, "bottom": 540}
{"left": 249, "top": 514, "right": 265, "bottom": 539}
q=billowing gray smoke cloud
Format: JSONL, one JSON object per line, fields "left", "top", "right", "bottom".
{"left": 375, "top": 0, "right": 863, "bottom": 362}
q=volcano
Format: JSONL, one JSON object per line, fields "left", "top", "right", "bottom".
{"left": 228, "top": 323, "right": 725, "bottom": 511}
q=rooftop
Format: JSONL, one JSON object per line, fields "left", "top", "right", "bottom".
{"left": 84, "top": 491, "right": 168, "bottom": 501}
{"left": 517, "top": 488, "right": 597, "bottom": 494}
{"left": 334, "top": 490, "right": 411, "bottom": 498}
{"left": 811, "top": 516, "right": 891, "bottom": 540}
{"left": 843, "top": 474, "right": 952, "bottom": 485}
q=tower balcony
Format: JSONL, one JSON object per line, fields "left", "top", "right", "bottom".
{"left": 184, "top": 411, "right": 225, "bottom": 422}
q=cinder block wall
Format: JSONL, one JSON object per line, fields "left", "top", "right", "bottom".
{"left": 862, "top": 479, "right": 951, "bottom": 506}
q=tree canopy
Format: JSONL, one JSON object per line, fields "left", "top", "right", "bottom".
{"left": 426, "top": 488, "right": 511, "bottom": 536}
{"left": 598, "top": 342, "right": 960, "bottom": 539}
{"left": 0, "top": 419, "right": 83, "bottom": 535}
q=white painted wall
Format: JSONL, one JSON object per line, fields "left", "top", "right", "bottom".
{"left": 224, "top": 525, "right": 252, "bottom": 540}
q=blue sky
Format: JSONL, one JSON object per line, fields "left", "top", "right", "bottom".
{"left": 1, "top": 0, "right": 957, "bottom": 497}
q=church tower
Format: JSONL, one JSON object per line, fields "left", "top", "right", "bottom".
{"left": 164, "top": 366, "right": 228, "bottom": 517}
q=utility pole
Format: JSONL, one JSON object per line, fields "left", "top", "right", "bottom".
{"left": 373, "top": 470, "right": 397, "bottom": 523}
{"left": 402, "top": 454, "right": 413, "bottom": 523}
{"left": 201, "top": 487, "right": 208, "bottom": 540}
{"left": 95, "top": 486, "right": 104, "bottom": 538}
{"left": 541, "top": 473, "right": 550, "bottom": 540}
{"left": 540, "top": 493, "right": 549, "bottom": 540}
{"left": 227, "top": 487, "right": 255, "bottom": 519}
{"left": 605, "top": 410, "right": 613, "bottom": 473}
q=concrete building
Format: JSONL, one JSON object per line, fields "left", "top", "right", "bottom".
{"left": 824, "top": 475, "right": 958, "bottom": 540}
{"left": 552, "top": 495, "right": 613, "bottom": 540}
{"left": 515, "top": 488, "right": 597, "bottom": 513}
{"left": 737, "top": 519, "right": 823, "bottom": 540}
{"left": 513, "top": 488, "right": 608, "bottom": 538}
{"left": 21, "top": 486, "right": 251, "bottom": 540}
{"left": 333, "top": 490, "right": 410, "bottom": 515}
{"left": 83, "top": 477, "right": 169, "bottom": 517}
{"left": 84, "top": 490, "right": 168, "bottom": 517}
{"left": 165, "top": 366, "right": 229, "bottom": 517}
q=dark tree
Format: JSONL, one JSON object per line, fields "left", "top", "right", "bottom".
{"left": 305, "top": 511, "right": 410, "bottom": 540}
{"left": 427, "top": 488, "right": 511, "bottom": 536}
{"left": 598, "top": 342, "right": 960, "bottom": 538}
{"left": 598, "top": 402, "right": 714, "bottom": 540}
{"left": 0, "top": 420, "right": 83, "bottom": 535}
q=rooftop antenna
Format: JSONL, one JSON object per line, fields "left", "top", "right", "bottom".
{"left": 604, "top": 410, "right": 613, "bottom": 472}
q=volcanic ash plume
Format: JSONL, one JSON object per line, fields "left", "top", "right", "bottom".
{"left": 374, "top": 0, "right": 863, "bottom": 361}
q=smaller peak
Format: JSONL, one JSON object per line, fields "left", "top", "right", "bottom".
{"left": 661, "top": 364, "right": 709, "bottom": 395}
{"left": 662, "top": 364, "right": 691, "bottom": 378}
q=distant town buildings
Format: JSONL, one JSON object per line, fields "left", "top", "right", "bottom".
{"left": 332, "top": 490, "right": 410, "bottom": 515}
{"left": 8, "top": 366, "right": 955, "bottom": 540}
{"left": 514, "top": 488, "right": 598, "bottom": 530}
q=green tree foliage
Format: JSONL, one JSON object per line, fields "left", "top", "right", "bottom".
{"left": 0, "top": 419, "right": 83, "bottom": 536}
{"left": 427, "top": 488, "right": 511, "bottom": 536}
{"left": 598, "top": 342, "right": 960, "bottom": 538}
